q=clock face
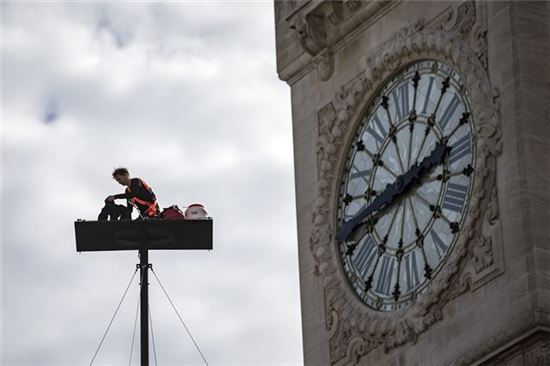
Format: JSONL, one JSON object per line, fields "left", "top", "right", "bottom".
{"left": 337, "top": 60, "right": 475, "bottom": 312}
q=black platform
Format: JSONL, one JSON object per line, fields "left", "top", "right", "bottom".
{"left": 74, "top": 219, "right": 213, "bottom": 252}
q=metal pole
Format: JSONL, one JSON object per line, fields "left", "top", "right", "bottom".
{"left": 139, "top": 249, "right": 149, "bottom": 366}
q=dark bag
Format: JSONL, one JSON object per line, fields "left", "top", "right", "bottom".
{"left": 160, "top": 205, "right": 185, "bottom": 220}
{"left": 98, "top": 201, "right": 132, "bottom": 221}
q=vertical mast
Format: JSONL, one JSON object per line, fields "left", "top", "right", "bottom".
{"left": 139, "top": 249, "right": 149, "bottom": 366}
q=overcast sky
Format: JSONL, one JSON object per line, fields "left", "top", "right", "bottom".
{"left": 2, "top": 2, "right": 302, "bottom": 365}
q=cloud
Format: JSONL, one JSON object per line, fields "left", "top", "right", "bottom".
{"left": 2, "top": 2, "right": 302, "bottom": 365}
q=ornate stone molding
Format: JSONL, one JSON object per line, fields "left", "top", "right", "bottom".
{"left": 290, "top": 10, "right": 328, "bottom": 56}
{"left": 289, "top": 7, "right": 334, "bottom": 82}
{"left": 430, "top": 0, "right": 488, "bottom": 69}
{"left": 309, "top": 16, "right": 501, "bottom": 365}
{"left": 286, "top": 1, "right": 394, "bottom": 82}
{"left": 450, "top": 183, "right": 504, "bottom": 301}
{"left": 280, "top": 1, "right": 488, "bottom": 84}
{"left": 473, "top": 187, "right": 499, "bottom": 273}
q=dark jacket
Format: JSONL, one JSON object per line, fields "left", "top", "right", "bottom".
{"left": 114, "top": 178, "right": 159, "bottom": 217}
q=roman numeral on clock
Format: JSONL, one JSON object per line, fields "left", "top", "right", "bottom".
{"left": 375, "top": 255, "right": 395, "bottom": 296}
{"left": 449, "top": 133, "right": 472, "bottom": 165}
{"left": 430, "top": 229, "right": 448, "bottom": 259}
{"left": 442, "top": 182, "right": 468, "bottom": 213}
{"left": 421, "top": 76, "right": 436, "bottom": 115}
{"left": 391, "top": 83, "right": 411, "bottom": 121}
{"left": 438, "top": 94, "right": 460, "bottom": 130}
{"left": 404, "top": 251, "right": 421, "bottom": 290}
{"left": 352, "top": 235, "right": 378, "bottom": 279}
{"left": 366, "top": 115, "right": 387, "bottom": 148}
{"left": 349, "top": 166, "right": 372, "bottom": 182}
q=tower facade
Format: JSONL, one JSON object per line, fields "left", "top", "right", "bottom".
{"left": 274, "top": 1, "right": 550, "bottom": 365}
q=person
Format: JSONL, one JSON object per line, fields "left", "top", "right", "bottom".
{"left": 98, "top": 167, "right": 159, "bottom": 220}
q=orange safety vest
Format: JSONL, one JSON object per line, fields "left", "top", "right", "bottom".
{"left": 126, "top": 178, "right": 158, "bottom": 217}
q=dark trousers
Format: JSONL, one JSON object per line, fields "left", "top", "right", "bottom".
{"left": 98, "top": 201, "right": 132, "bottom": 221}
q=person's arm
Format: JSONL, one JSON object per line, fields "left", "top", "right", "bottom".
{"left": 114, "top": 191, "right": 131, "bottom": 199}
{"left": 106, "top": 188, "right": 132, "bottom": 202}
{"left": 114, "top": 180, "right": 138, "bottom": 200}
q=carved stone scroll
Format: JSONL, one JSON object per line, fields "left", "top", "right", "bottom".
{"left": 431, "top": 0, "right": 488, "bottom": 69}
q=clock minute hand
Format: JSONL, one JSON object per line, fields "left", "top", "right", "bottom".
{"left": 387, "top": 141, "right": 449, "bottom": 206}
{"left": 387, "top": 142, "right": 448, "bottom": 202}
{"left": 417, "top": 142, "right": 448, "bottom": 172}
{"left": 393, "top": 142, "right": 448, "bottom": 193}
{"left": 336, "top": 143, "right": 448, "bottom": 242}
{"left": 336, "top": 181, "right": 398, "bottom": 242}
{"left": 336, "top": 166, "right": 417, "bottom": 242}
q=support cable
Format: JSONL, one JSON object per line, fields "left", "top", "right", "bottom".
{"left": 149, "top": 304, "right": 158, "bottom": 366}
{"left": 90, "top": 268, "right": 139, "bottom": 366}
{"left": 129, "top": 269, "right": 145, "bottom": 365}
{"left": 150, "top": 268, "right": 209, "bottom": 366}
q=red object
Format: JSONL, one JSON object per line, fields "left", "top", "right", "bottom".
{"left": 160, "top": 205, "right": 185, "bottom": 220}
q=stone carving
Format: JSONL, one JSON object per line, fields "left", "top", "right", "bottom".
{"left": 326, "top": 288, "right": 381, "bottom": 364}
{"left": 287, "top": 1, "right": 392, "bottom": 82}
{"left": 432, "top": 1, "right": 488, "bottom": 69}
{"left": 473, "top": 236, "right": 493, "bottom": 272}
{"left": 473, "top": 176, "right": 504, "bottom": 291}
{"left": 311, "top": 76, "right": 370, "bottom": 278}
{"left": 309, "top": 13, "right": 502, "bottom": 364}
{"left": 290, "top": 11, "right": 327, "bottom": 55}
{"left": 333, "top": 336, "right": 375, "bottom": 366}
{"left": 437, "top": 0, "right": 476, "bottom": 34}
{"left": 289, "top": 9, "right": 335, "bottom": 82}
{"left": 448, "top": 188, "right": 502, "bottom": 298}
{"left": 470, "top": 22, "right": 488, "bottom": 70}
{"left": 453, "top": 186, "right": 500, "bottom": 295}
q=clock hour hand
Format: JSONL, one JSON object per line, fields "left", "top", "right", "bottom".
{"left": 336, "top": 143, "right": 448, "bottom": 242}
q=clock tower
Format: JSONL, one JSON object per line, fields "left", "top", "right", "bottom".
{"left": 274, "top": 1, "right": 550, "bottom": 365}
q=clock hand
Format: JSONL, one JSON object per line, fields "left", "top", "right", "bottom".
{"left": 418, "top": 142, "right": 448, "bottom": 171}
{"left": 337, "top": 142, "right": 448, "bottom": 242}
{"left": 386, "top": 141, "right": 448, "bottom": 205}
{"left": 336, "top": 182, "right": 397, "bottom": 242}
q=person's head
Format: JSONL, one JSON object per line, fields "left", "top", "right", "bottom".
{"left": 112, "top": 167, "right": 131, "bottom": 186}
